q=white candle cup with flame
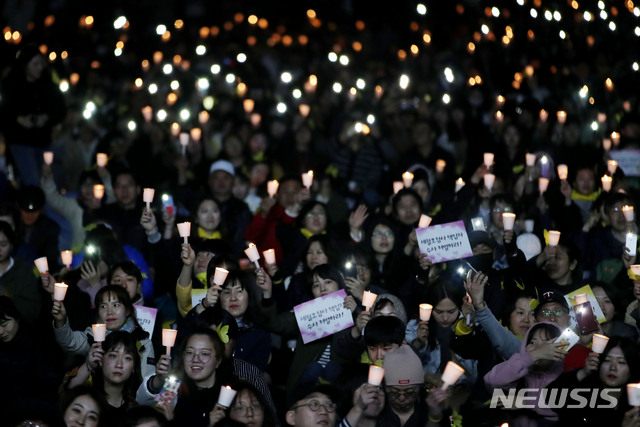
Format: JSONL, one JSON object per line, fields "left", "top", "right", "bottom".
{"left": 502, "top": 213, "right": 516, "bottom": 231}
{"left": 418, "top": 215, "right": 432, "bottom": 229}
{"left": 302, "top": 171, "right": 314, "bottom": 189}
{"left": 243, "top": 99, "right": 255, "bottom": 114}
{"left": 538, "top": 177, "right": 549, "bottom": 195}
{"left": 607, "top": 160, "right": 618, "bottom": 175}
{"left": 213, "top": 267, "right": 229, "bottom": 287}
{"left": 574, "top": 294, "right": 588, "bottom": 305}
{"left": 244, "top": 244, "right": 261, "bottom": 268}
{"left": 484, "top": 174, "right": 495, "bottom": 192}
{"left": 141, "top": 106, "right": 153, "bottom": 122}
{"left": 483, "top": 152, "right": 494, "bottom": 168}
{"left": 602, "top": 139, "right": 612, "bottom": 151}
{"left": 143, "top": 188, "right": 155, "bottom": 212}
{"left": 190, "top": 128, "right": 202, "bottom": 142}
{"left": 623, "top": 206, "right": 635, "bottom": 223}
{"left": 557, "top": 111, "right": 567, "bottom": 124}
{"left": 267, "top": 180, "right": 279, "bottom": 198}
{"left": 601, "top": 175, "right": 612, "bottom": 192}
{"left": 557, "top": 164, "right": 568, "bottom": 181}
{"left": 368, "top": 365, "right": 385, "bottom": 386}
{"left": 402, "top": 172, "right": 414, "bottom": 188}
{"left": 628, "top": 384, "right": 640, "bottom": 407}
{"left": 441, "top": 361, "right": 465, "bottom": 390}
{"left": 93, "top": 184, "right": 105, "bottom": 200}
{"left": 61, "top": 250, "right": 73, "bottom": 268}
{"left": 263, "top": 249, "right": 276, "bottom": 266}
{"left": 43, "top": 151, "right": 54, "bottom": 165}
{"left": 419, "top": 303, "right": 433, "bottom": 321}
{"left": 218, "top": 386, "right": 237, "bottom": 408}
{"left": 362, "top": 291, "right": 377, "bottom": 312}
{"left": 34, "top": 257, "right": 49, "bottom": 274}
{"left": 539, "top": 109, "right": 549, "bottom": 123}
{"left": 612, "top": 132, "right": 621, "bottom": 146}
{"left": 53, "top": 283, "right": 68, "bottom": 301}
{"left": 393, "top": 181, "right": 404, "bottom": 194}
{"left": 591, "top": 334, "right": 609, "bottom": 354}
{"left": 179, "top": 133, "right": 190, "bottom": 155}
{"left": 96, "top": 153, "right": 108, "bottom": 168}
{"left": 177, "top": 222, "right": 191, "bottom": 244}
{"left": 435, "top": 159, "right": 446, "bottom": 173}
{"left": 455, "top": 178, "right": 465, "bottom": 193}
{"left": 92, "top": 324, "right": 106, "bottom": 342}
{"left": 162, "top": 329, "right": 178, "bottom": 356}
{"left": 547, "top": 230, "right": 561, "bottom": 246}
{"left": 525, "top": 153, "right": 536, "bottom": 167}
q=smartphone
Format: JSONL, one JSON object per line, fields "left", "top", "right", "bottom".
{"left": 343, "top": 261, "right": 358, "bottom": 279}
{"left": 161, "top": 194, "right": 175, "bottom": 216}
{"left": 155, "top": 376, "right": 181, "bottom": 408}
{"left": 574, "top": 302, "right": 600, "bottom": 335}
{"left": 554, "top": 327, "right": 580, "bottom": 351}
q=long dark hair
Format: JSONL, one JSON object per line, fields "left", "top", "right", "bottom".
{"left": 599, "top": 336, "right": 640, "bottom": 384}
{"left": 60, "top": 385, "right": 107, "bottom": 425}
{"left": 308, "top": 264, "right": 346, "bottom": 296}
{"left": 229, "top": 380, "right": 276, "bottom": 426}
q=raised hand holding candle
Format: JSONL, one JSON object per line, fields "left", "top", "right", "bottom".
{"left": 455, "top": 178, "right": 465, "bottom": 193}
{"left": 591, "top": 334, "right": 609, "bottom": 353}
{"left": 419, "top": 303, "right": 433, "bottom": 321}
{"left": 92, "top": 324, "right": 106, "bottom": 342}
{"left": 557, "top": 164, "right": 568, "bottom": 181}
{"left": 267, "top": 180, "right": 279, "bottom": 198}
{"left": 418, "top": 215, "right": 432, "bottom": 228}
{"left": 362, "top": 291, "right": 377, "bottom": 312}
{"left": 43, "top": 151, "right": 54, "bottom": 165}
{"left": 143, "top": 188, "right": 155, "bottom": 212}
{"left": 547, "top": 230, "right": 561, "bottom": 246}
{"left": 96, "top": 153, "right": 108, "bottom": 167}
{"left": 263, "top": 249, "right": 276, "bottom": 265}
{"left": 34, "top": 257, "right": 49, "bottom": 274}
{"left": 484, "top": 174, "right": 495, "bottom": 191}
{"left": 244, "top": 243, "right": 261, "bottom": 268}
{"left": 538, "top": 177, "right": 549, "bottom": 195}
{"left": 502, "top": 213, "right": 516, "bottom": 231}
{"left": 608, "top": 160, "right": 618, "bottom": 175}
{"left": 525, "top": 153, "right": 536, "bottom": 167}
{"left": 177, "top": 222, "right": 191, "bottom": 243}
{"left": 368, "top": 365, "right": 385, "bottom": 386}
{"left": 93, "top": 184, "right": 105, "bottom": 200}
{"left": 601, "top": 175, "right": 612, "bottom": 192}
{"left": 402, "top": 172, "right": 414, "bottom": 188}
{"left": 441, "top": 361, "right": 465, "bottom": 390}
{"left": 213, "top": 267, "right": 229, "bottom": 286}
{"left": 302, "top": 171, "right": 314, "bottom": 189}
{"left": 53, "top": 283, "right": 68, "bottom": 301}
{"left": 393, "top": 181, "right": 404, "bottom": 194}
{"left": 435, "top": 159, "right": 446, "bottom": 173}
{"left": 483, "top": 152, "right": 494, "bottom": 168}
{"left": 218, "top": 386, "right": 237, "bottom": 408}
{"left": 61, "top": 250, "right": 73, "bottom": 268}
{"left": 162, "top": 329, "right": 178, "bottom": 356}
{"left": 623, "top": 205, "right": 635, "bottom": 222}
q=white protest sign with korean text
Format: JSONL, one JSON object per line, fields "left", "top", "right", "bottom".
{"left": 135, "top": 305, "right": 157, "bottom": 338}
{"left": 416, "top": 220, "right": 473, "bottom": 263}
{"left": 293, "top": 289, "right": 354, "bottom": 344}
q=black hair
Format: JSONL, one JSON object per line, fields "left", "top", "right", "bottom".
{"left": 555, "top": 236, "right": 582, "bottom": 283}
{"left": 0, "top": 296, "right": 21, "bottom": 323}
{"left": 364, "top": 215, "right": 397, "bottom": 253}
{"left": 296, "top": 200, "right": 328, "bottom": 229}
{"left": 198, "top": 307, "right": 240, "bottom": 343}
{"left": 178, "top": 328, "right": 225, "bottom": 378}
{"left": 60, "top": 385, "right": 106, "bottom": 425}
{"left": 95, "top": 285, "right": 143, "bottom": 333}
{"left": 229, "top": 380, "right": 276, "bottom": 427}
{"left": 599, "top": 336, "right": 640, "bottom": 383}
{"left": 78, "top": 169, "right": 103, "bottom": 188}
{"left": 0, "top": 220, "right": 15, "bottom": 247}
{"left": 526, "top": 322, "right": 561, "bottom": 345}
{"left": 391, "top": 188, "right": 424, "bottom": 219}
{"left": 111, "top": 168, "right": 140, "bottom": 188}
{"left": 107, "top": 260, "right": 143, "bottom": 285}
{"left": 83, "top": 223, "right": 128, "bottom": 267}
{"left": 604, "top": 192, "right": 634, "bottom": 213}
{"left": 308, "top": 264, "right": 345, "bottom": 296}
{"left": 424, "top": 281, "right": 466, "bottom": 311}
{"left": 120, "top": 405, "right": 169, "bottom": 427}
{"left": 194, "top": 238, "right": 231, "bottom": 257}
{"left": 301, "top": 234, "right": 337, "bottom": 271}
{"left": 500, "top": 291, "right": 537, "bottom": 330}
{"left": 364, "top": 315, "right": 405, "bottom": 347}
{"left": 205, "top": 254, "right": 238, "bottom": 288}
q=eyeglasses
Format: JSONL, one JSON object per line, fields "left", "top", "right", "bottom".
{"left": 492, "top": 206, "right": 513, "bottom": 213}
{"left": 231, "top": 403, "right": 263, "bottom": 413}
{"left": 372, "top": 231, "right": 394, "bottom": 238}
{"left": 307, "top": 211, "right": 326, "bottom": 218}
{"left": 385, "top": 386, "right": 420, "bottom": 399}
{"left": 539, "top": 309, "right": 568, "bottom": 317}
{"left": 293, "top": 399, "right": 337, "bottom": 413}
{"left": 183, "top": 349, "right": 213, "bottom": 362}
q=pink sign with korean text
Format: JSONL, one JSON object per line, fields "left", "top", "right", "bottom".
{"left": 293, "top": 289, "right": 354, "bottom": 344}
{"left": 416, "top": 220, "right": 473, "bottom": 264}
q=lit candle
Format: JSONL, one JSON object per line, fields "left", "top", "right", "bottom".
{"left": 93, "top": 184, "right": 105, "bottom": 200}
{"left": 419, "top": 303, "right": 433, "bottom": 321}
{"left": 53, "top": 282, "right": 68, "bottom": 301}
{"left": 43, "top": 151, "right": 54, "bottom": 165}
{"left": 557, "top": 110, "right": 567, "bottom": 124}
{"left": 574, "top": 294, "right": 588, "bottom": 305}
{"left": 213, "top": 267, "right": 229, "bottom": 286}
{"left": 250, "top": 113, "right": 261, "bottom": 127}
{"left": 362, "top": 291, "right": 377, "bottom": 312}
{"left": 162, "top": 328, "right": 178, "bottom": 356}
{"left": 591, "top": 334, "right": 609, "bottom": 354}
{"left": 177, "top": 222, "right": 191, "bottom": 244}
{"left": 244, "top": 243, "right": 261, "bottom": 268}
{"left": 483, "top": 152, "right": 494, "bottom": 167}
{"left": 34, "top": 257, "right": 49, "bottom": 274}
{"left": 602, "top": 139, "right": 612, "bottom": 151}
{"left": 179, "top": 133, "right": 190, "bottom": 156}
{"left": 547, "top": 230, "right": 561, "bottom": 246}
{"left": 418, "top": 215, "right": 432, "bottom": 228}
{"left": 368, "top": 365, "right": 385, "bottom": 386}
{"left": 631, "top": 265, "right": 640, "bottom": 277}
{"left": 218, "top": 386, "right": 237, "bottom": 408}
{"left": 61, "top": 250, "right": 73, "bottom": 268}
{"left": 243, "top": 99, "right": 255, "bottom": 113}
{"left": 495, "top": 111, "right": 504, "bottom": 123}
{"left": 143, "top": 188, "right": 155, "bottom": 212}
{"left": 435, "top": 159, "right": 446, "bottom": 173}
{"left": 601, "top": 175, "right": 612, "bottom": 192}
{"left": 538, "top": 177, "right": 549, "bottom": 194}
{"left": 525, "top": 153, "right": 536, "bottom": 167}
{"left": 171, "top": 123, "right": 181, "bottom": 137}
{"left": 557, "top": 164, "right": 568, "bottom": 181}
{"left": 484, "top": 173, "right": 495, "bottom": 191}
{"left": 299, "top": 104, "right": 310, "bottom": 117}
{"left": 455, "top": 178, "right": 465, "bottom": 193}
{"left": 402, "top": 171, "right": 414, "bottom": 188}
{"left": 96, "top": 153, "right": 108, "bottom": 168}
{"left": 607, "top": 160, "right": 618, "bottom": 175}
{"left": 441, "top": 361, "right": 465, "bottom": 390}
{"left": 502, "top": 213, "right": 516, "bottom": 231}
{"left": 627, "top": 384, "right": 640, "bottom": 407}
{"left": 141, "top": 106, "right": 153, "bottom": 122}
{"left": 539, "top": 109, "right": 549, "bottom": 122}
{"left": 393, "top": 181, "right": 404, "bottom": 194}
{"left": 92, "top": 324, "right": 106, "bottom": 342}
{"left": 190, "top": 128, "right": 202, "bottom": 142}
{"left": 302, "top": 171, "right": 314, "bottom": 189}
{"left": 611, "top": 132, "right": 621, "bottom": 146}
{"left": 267, "top": 180, "right": 279, "bottom": 198}
{"left": 623, "top": 206, "right": 635, "bottom": 222}
{"left": 263, "top": 249, "right": 276, "bottom": 265}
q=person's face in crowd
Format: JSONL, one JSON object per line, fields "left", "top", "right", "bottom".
{"left": 79, "top": 177, "right": 101, "bottom": 206}
{"left": 98, "top": 292, "right": 128, "bottom": 331}
{"left": 102, "top": 344, "right": 135, "bottom": 385}
{"left": 311, "top": 274, "right": 339, "bottom": 298}
{"left": 503, "top": 125, "right": 520, "bottom": 149}
{"left": 373, "top": 301, "right": 397, "bottom": 318}
{"left": 411, "top": 180, "right": 430, "bottom": 206}
{"left": 277, "top": 180, "right": 302, "bottom": 209}
{"left": 574, "top": 168, "right": 596, "bottom": 195}
{"left": 593, "top": 287, "right": 615, "bottom": 324}
{"left": 230, "top": 389, "right": 265, "bottom": 427}
{"left": 209, "top": 171, "right": 235, "bottom": 200}
{"left": 432, "top": 298, "right": 459, "bottom": 328}
{"left": 371, "top": 224, "right": 394, "bottom": 255}
{"left": 183, "top": 334, "right": 221, "bottom": 388}
{"left": 367, "top": 342, "right": 400, "bottom": 363}
{"left": 525, "top": 327, "right": 551, "bottom": 354}
{"left": 20, "top": 209, "right": 41, "bottom": 226}
{"left": 25, "top": 54, "right": 45, "bottom": 82}
{"left": 385, "top": 384, "right": 420, "bottom": 414}
{"left": 0, "top": 231, "right": 11, "bottom": 263}
{"left": 303, "top": 205, "right": 327, "bottom": 235}
{"left": 472, "top": 243, "right": 493, "bottom": 257}
{"left": 394, "top": 194, "right": 421, "bottom": 225}
{"left": 224, "top": 136, "right": 244, "bottom": 159}
{"left": 490, "top": 202, "right": 513, "bottom": 230}
{"left": 197, "top": 199, "right": 222, "bottom": 233}
{"left": 250, "top": 163, "right": 269, "bottom": 187}
{"left": 249, "top": 133, "right": 268, "bottom": 154}
{"left": 509, "top": 297, "right": 535, "bottom": 336}
{"left": 306, "top": 241, "right": 328, "bottom": 270}
{"left": 113, "top": 173, "right": 139, "bottom": 209}
{"left": 233, "top": 177, "right": 249, "bottom": 200}
{"left": 0, "top": 315, "right": 19, "bottom": 342}
{"left": 543, "top": 246, "right": 576, "bottom": 284}
{"left": 63, "top": 394, "right": 100, "bottom": 427}
{"left": 286, "top": 392, "right": 337, "bottom": 427}
{"left": 607, "top": 202, "right": 632, "bottom": 232}
{"left": 109, "top": 267, "right": 141, "bottom": 301}
{"left": 535, "top": 302, "right": 570, "bottom": 328}
{"left": 600, "top": 346, "right": 630, "bottom": 387}
{"left": 196, "top": 251, "right": 215, "bottom": 275}
{"left": 220, "top": 280, "right": 249, "bottom": 318}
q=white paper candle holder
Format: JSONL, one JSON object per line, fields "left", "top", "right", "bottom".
{"left": 61, "top": 250, "right": 73, "bottom": 268}
{"left": 92, "top": 324, "right": 106, "bottom": 342}
{"left": 525, "top": 153, "right": 536, "bottom": 167}
{"left": 53, "top": 283, "right": 68, "bottom": 301}
{"left": 418, "top": 215, "right": 432, "bottom": 229}
{"left": 362, "top": 291, "right": 377, "bottom": 312}
{"left": 557, "top": 164, "right": 568, "bottom": 180}
{"left": 623, "top": 206, "right": 635, "bottom": 222}
{"left": 607, "top": 160, "right": 618, "bottom": 175}
{"left": 218, "top": 386, "right": 237, "bottom": 408}
{"left": 213, "top": 267, "right": 229, "bottom": 286}
{"left": 302, "top": 171, "right": 314, "bottom": 189}
{"left": 368, "top": 365, "right": 385, "bottom": 386}
{"left": 628, "top": 384, "right": 640, "bottom": 406}
{"left": 162, "top": 329, "right": 178, "bottom": 356}
{"left": 591, "top": 334, "right": 609, "bottom": 354}
{"left": 436, "top": 159, "right": 446, "bottom": 173}
{"left": 93, "top": 184, "right": 105, "bottom": 200}
{"left": 547, "top": 230, "right": 561, "bottom": 246}
{"left": 244, "top": 244, "right": 261, "bottom": 268}
{"left": 402, "top": 172, "right": 413, "bottom": 188}
{"left": 419, "top": 303, "right": 433, "bottom": 321}
{"left": 455, "top": 178, "right": 465, "bottom": 193}
{"left": 263, "top": 249, "right": 276, "bottom": 265}
{"left": 538, "top": 177, "right": 549, "bottom": 194}
{"left": 96, "top": 153, "right": 108, "bottom": 167}
{"left": 393, "top": 181, "right": 404, "bottom": 194}
{"left": 484, "top": 174, "right": 495, "bottom": 191}
{"left": 143, "top": 188, "right": 155, "bottom": 211}
{"left": 267, "top": 180, "right": 279, "bottom": 198}
{"left": 483, "top": 152, "right": 494, "bottom": 167}
{"left": 601, "top": 175, "right": 612, "bottom": 192}
{"left": 43, "top": 151, "right": 54, "bottom": 165}
{"left": 441, "top": 361, "right": 465, "bottom": 390}
{"left": 502, "top": 213, "right": 516, "bottom": 231}
{"left": 34, "top": 257, "right": 49, "bottom": 274}
{"left": 177, "top": 222, "right": 191, "bottom": 243}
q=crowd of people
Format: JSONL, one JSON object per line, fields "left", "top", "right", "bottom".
{"left": 3, "top": 0, "right": 640, "bottom": 426}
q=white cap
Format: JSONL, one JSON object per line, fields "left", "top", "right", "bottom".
{"left": 209, "top": 160, "right": 235, "bottom": 176}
